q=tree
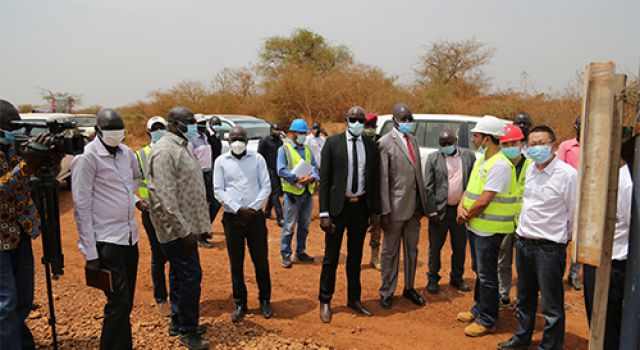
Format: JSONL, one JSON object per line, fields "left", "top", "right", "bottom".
{"left": 416, "top": 38, "right": 495, "bottom": 88}
{"left": 259, "top": 28, "right": 352, "bottom": 74}
{"left": 39, "top": 88, "right": 82, "bottom": 108}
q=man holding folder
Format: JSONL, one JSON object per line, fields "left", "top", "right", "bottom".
{"left": 278, "top": 118, "right": 319, "bottom": 268}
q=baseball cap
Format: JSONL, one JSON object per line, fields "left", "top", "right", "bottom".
{"left": 146, "top": 116, "right": 168, "bottom": 130}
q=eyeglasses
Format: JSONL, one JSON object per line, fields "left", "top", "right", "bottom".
{"left": 348, "top": 117, "right": 365, "bottom": 124}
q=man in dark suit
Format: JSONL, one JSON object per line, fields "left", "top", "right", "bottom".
{"left": 318, "top": 106, "right": 381, "bottom": 323}
{"left": 424, "top": 129, "right": 475, "bottom": 294}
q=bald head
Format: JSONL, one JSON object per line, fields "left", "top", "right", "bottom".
{"left": 0, "top": 100, "right": 20, "bottom": 131}
{"left": 168, "top": 106, "right": 195, "bottom": 124}
{"left": 97, "top": 108, "right": 124, "bottom": 130}
{"left": 229, "top": 126, "right": 248, "bottom": 143}
{"left": 439, "top": 129, "right": 457, "bottom": 147}
{"left": 392, "top": 103, "right": 413, "bottom": 123}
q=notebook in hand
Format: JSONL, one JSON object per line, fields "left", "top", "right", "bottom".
{"left": 85, "top": 267, "right": 113, "bottom": 293}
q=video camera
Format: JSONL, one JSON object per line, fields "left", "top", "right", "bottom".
{"left": 10, "top": 119, "right": 84, "bottom": 157}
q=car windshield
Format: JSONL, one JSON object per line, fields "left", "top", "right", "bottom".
{"left": 72, "top": 116, "right": 96, "bottom": 127}
{"left": 234, "top": 120, "right": 271, "bottom": 140}
{"left": 380, "top": 120, "right": 471, "bottom": 148}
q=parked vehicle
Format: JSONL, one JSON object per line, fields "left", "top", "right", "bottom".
{"left": 69, "top": 113, "right": 97, "bottom": 139}
{"left": 376, "top": 114, "right": 512, "bottom": 169}
{"left": 195, "top": 114, "right": 272, "bottom": 153}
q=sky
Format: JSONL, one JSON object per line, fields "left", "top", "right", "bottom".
{"left": 1, "top": 0, "right": 638, "bottom": 108}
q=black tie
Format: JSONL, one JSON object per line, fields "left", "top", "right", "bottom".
{"left": 351, "top": 137, "right": 359, "bottom": 194}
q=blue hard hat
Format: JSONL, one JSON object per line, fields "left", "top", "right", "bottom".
{"left": 289, "top": 118, "right": 309, "bottom": 133}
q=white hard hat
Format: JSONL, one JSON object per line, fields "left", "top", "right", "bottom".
{"left": 471, "top": 115, "right": 505, "bottom": 137}
{"left": 146, "top": 116, "right": 167, "bottom": 130}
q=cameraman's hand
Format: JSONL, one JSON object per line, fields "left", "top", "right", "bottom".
{"left": 86, "top": 259, "right": 100, "bottom": 271}
{"left": 23, "top": 133, "right": 54, "bottom": 169}
{"left": 183, "top": 233, "right": 197, "bottom": 254}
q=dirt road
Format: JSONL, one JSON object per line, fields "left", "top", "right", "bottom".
{"left": 27, "top": 191, "right": 589, "bottom": 349}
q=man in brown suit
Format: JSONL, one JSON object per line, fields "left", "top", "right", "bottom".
{"left": 378, "top": 103, "right": 427, "bottom": 308}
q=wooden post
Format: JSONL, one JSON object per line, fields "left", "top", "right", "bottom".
{"left": 585, "top": 68, "right": 626, "bottom": 350}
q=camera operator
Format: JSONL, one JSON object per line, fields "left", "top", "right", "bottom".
{"left": 71, "top": 108, "right": 142, "bottom": 350}
{"left": 0, "top": 99, "right": 54, "bottom": 350}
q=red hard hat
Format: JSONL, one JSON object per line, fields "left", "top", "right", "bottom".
{"left": 365, "top": 113, "right": 378, "bottom": 124}
{"left": 500, "top": 125, "right": 525, "bottom": 143}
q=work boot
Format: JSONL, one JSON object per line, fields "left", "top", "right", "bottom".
{"left": 370, "top": 246, "right": 381, "bottom": 270}
{"left": 180, "top": 333, "right": 210, "bottom": 350}
{"left": 456, "top": 311, "right": 475, "bottom": 323}
{"left": 464, "top": 321, "right": 495, "bottom": 337}
{"left": 319, "top": 302, "right": 332, "bottom": 323}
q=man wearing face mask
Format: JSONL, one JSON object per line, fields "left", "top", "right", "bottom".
{"left": 497, "top": 125, "right": 576, "bottom": 350}
{"left": 258, "top": 123, "right": 284, "bottom": 227}
{"left": 0, "top": 99, "right": 55, "bottom": 350}
{"left": 456, "top": 115, "right": 517, "bottom": 337}
{"left": 378, "top": 103, "right": 427, "bottom": 309}
{"left": 135, "top": 116, "right": 171, "bottom": 317}
{"left": 496, "top": 125, "right": 532, "bottom": 308}
{"left": 318, "top": 106, "right": 380, "bottom": 322}
{"left": 424, "top": 129, "right": 475, "bottom": 295}
{"left": 188, "top": 116, "right": 215, "bottom": 249}
{"left": 214, "top": 126, "right": 272, "bottom": 323}
{"left": 305, "top": 121, "right": 327, "bottom": 169}
{"left": 71, "top": 108, "right": 143, "bottom": 350}
{"left": 277, "top": 118, "right": 320, "bottom": 268}
{"left": 363, "top": 113, "right": 381, "bottom": 269}
{"left": 147, "top": 106, "right": 210, "bottom": 350}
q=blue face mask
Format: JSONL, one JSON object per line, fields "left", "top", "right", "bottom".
{"left": 348, "top": 121, "right": 364, "bottom": 137}
{"left": 212, "top": 124, "right": 221, "bottom": 132}
{"left": 440, "top": 145, "right": 455, "bottom": 155}
{"left": 527, "top": 145, "right": 552, "bottom": 164}
{"left": 1, "top": 127, "right": 25, "bottom": 142}
{"left": 397, "top": 122, "right": 414, "bottom": 134}
{"left": 501, "top": 146, "right": 521, "bottom": 160}
{"left": 182, "top": 123, "right": 198, "bottom": 141}
{"left": 150, "top": 130, "right": 165, "bottom": 143}
{"left": 296, "top": 134, "right": 307, "bottom": 145}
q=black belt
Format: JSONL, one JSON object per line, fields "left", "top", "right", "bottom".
{"left": 517, "top": 236, "right": 565, "bottom": 246}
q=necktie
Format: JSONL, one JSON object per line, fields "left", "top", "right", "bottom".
{"left": 351, "top": 138, "right": 359, "bottom": 194}
{"left": 405, "top": 134, "right": 416, "bottom": 164}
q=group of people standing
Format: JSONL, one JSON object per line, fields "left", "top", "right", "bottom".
{"left": 0, "top": 96, "right": 633, "bottom": 350}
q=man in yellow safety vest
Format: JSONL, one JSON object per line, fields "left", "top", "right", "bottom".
{"left": 456, "top": 115, "right": 518, "bottom": 337}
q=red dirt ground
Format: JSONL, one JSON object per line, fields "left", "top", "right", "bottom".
{"left": 27, "top": 191, "right": 590, "bottom": 349}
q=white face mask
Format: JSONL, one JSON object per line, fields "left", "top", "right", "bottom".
{"left": 100, "top": 129, "right": 125, "bottom": 147}
{"left": 230, "top": 140, "right": 247, "bottom": 155}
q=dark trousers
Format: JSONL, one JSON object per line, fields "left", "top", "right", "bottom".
{"left": 265, "top": 171, "right": 283, "bottom": 221}
{"left": 468, "top": 232, "right": 502, "bottom": 327}
{"left": 513, "top": 239, "right": 566, "bottom": 350}
{"left": 203, "top": 171, "right": 221, "bottom": 223}
{"left": 0, "top": 233, "right": 34, "bottom": 350}
{"left": 427, "top": 205, "right": 467, "bottom": 284}
{"left": 319, "top": 199, "right": 369, "bottom": 303}
{"left": 141, "top": 211, "right": 170, "bottom": 303}
{"left": 222, "top": 211, "right": 272, "bottom": 305}
{"left": 96, "top": 242, "right": 139, "bottom": 350}
{"left": 160, "top": 238, "right": 202, "bottom": 334}
{"left": 583, "top": 260, "right": 626, "bottom": 350}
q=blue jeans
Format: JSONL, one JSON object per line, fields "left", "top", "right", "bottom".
{"left": 280, "top": 192, "right": 313, "bottom": 257}
{"left": 468, "top": 232, "right": 502, "bottom": 327}
{"left": 513, "top": 239, "right": 566, "bottom": 350}
{"left": 0, "top": 233, "right": 35, "bottom": 350}
{"left": 160, "top": 238, "right": 202, "bottom": 335}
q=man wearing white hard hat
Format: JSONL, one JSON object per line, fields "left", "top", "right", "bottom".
{"left": 135, "top": 116, "right": 172, "bottom": 317}
{"left": 455, "top": 115, "right": 518, "bottom": 337}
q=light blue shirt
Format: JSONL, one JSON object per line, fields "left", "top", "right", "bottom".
{"left": 213, "top": 151, "right": 271, "bottom": 213}
{"left": 277, "top": 140, "right": 320, "bottom": 184}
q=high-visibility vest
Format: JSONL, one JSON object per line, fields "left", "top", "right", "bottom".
{"left": 515, "top": 157, "right": 534, "bottom": 226}
{"left": 135, "top": 145, "right": 152, "bottom": 200}
{"left": 462, "top": 152, "right": 519, "bottom": 234}
{"left": 281, "top": 142, "right": 315, "bottom": 195}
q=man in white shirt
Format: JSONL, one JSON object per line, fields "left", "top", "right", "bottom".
{"left": 305, "top": 121, "right": 326, "bottom": 169}
{"left": 214, "top": 126, "right": 272, "bottom": 323}
{"left": 71, "top": 109, "right": 142, "bottom": 350}
{"left": 583, "top": 160, "right": 632, "bottom": 350}
{"left": 497, "top": 125, "right": 577, "bottom": 350}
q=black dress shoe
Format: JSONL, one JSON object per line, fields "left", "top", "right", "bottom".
{"left": 180, "top": 333, "right": 210, "bottom": 350}
{"left": 497, "top": 337, "right": 530, "bottom": 350}
{"left": 296, "top": 253, "right": 315, "bottom": 263}
{"left": 427, "top": 282, "right": 440, "bottom": 294}
{"left": 197, "top": 238, "right": 214, "bottom": 249}
{"left": 347, "top": 301, "right": 373, "bottom": 316}
{"left": 403, "top": 289, "right": 426, "bottom": 306}
{"left": 231, "top": 304, "right": 248, "bottom": 323}
{"left": 169, "top": 322, "right": 207, "bottom": 337}
{"left": 260, "top": 300, "right": 273, "bottom": 319}
{"left": 380, "top": 296, "right": 393, "bottom": 309}
{"left": 450, "top": 280, "right": 471, "bottom": 292}
{"left": 319, "top": 302, "right": 332, "bottom": 323}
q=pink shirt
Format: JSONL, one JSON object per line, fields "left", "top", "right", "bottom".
{"left": 446, "top": 152, "right": 464, "bottom": 205}
{"left": 558, "top": 138, "right": 580, "bottom": 169}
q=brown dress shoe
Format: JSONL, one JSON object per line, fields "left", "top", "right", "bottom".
{"left": 347, "top": 301, "right": 373, "bottom": 316}
{"left": 319, "top": 302, "right": 332, "bottom": 323}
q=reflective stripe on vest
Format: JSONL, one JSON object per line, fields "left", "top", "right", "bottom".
{"left": 136, "top": 145, "right": 152, "bottom": 200}
{"left": 281, "top": 142, "right": 315, "bottom": 195}
{"left": 462, "top": 152, "right": 518, "bottom": 234}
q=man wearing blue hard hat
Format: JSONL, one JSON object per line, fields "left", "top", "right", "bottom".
{"left": 277, "top": 118, "right": 320, "bottom": 268}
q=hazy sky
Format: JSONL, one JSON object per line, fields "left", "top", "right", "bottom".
{"left": 1, "top": 0, "right": 638, "bottom": 107}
